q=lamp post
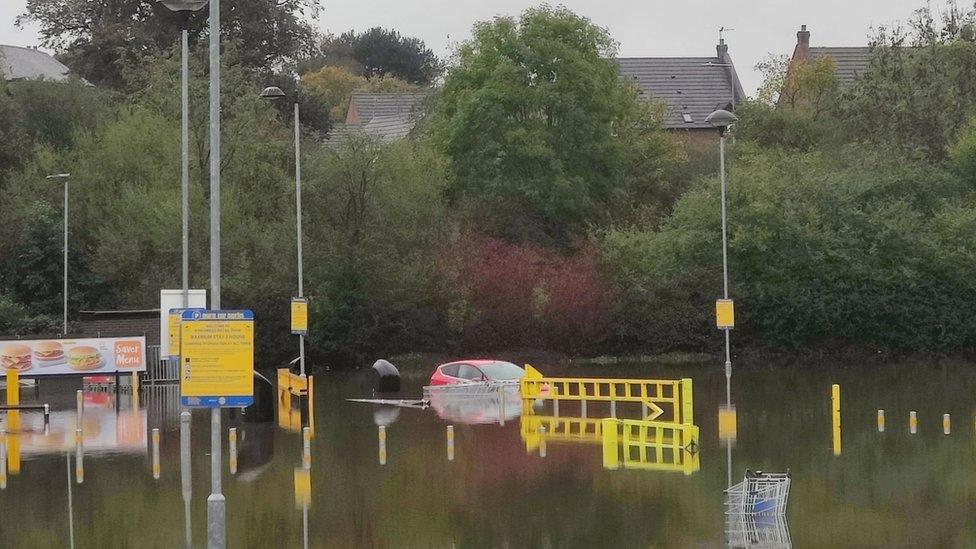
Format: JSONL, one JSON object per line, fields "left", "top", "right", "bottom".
{"left": 158, "top": 0, "right": 208, "bottom": 311}
{"left": 46, "top": 173, "right": 71, "bottom": 334}
{"left": 260, "top": 84, "right": 307, "bottom": 379}
{"left": 705, "top": 108, "right": 737, "bottom": 407}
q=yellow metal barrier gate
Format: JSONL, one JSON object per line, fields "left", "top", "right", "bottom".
{"left": 277, "top": 368, "right": 314, "bottom": 436}
{"left": 519, "top": 365, "right": 694, "bottom": 424}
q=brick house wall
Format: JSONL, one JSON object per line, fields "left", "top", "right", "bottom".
{"left": 76, "top": 310, "right": 161, "bottom": 346}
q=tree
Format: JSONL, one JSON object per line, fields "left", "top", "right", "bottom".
{"left": 842, "top": 2, "right": 976, "bottom": 160}
{"left": 312, "top": 28, "right": 441, "bottom": 85}
{"left": 300, "top": 65, "right": 417, "bottom": 123}
{"left": 0, "top": 75, "right": 29, "bottom": 178}
{"left": 430, "top": 6, "right": 677, "bottom": 243}
{"left": 18, "top": 0, "right": 320, "bottom": 88}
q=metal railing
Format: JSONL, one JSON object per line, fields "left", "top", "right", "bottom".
{"left": 145, "top": 345, "right": 179, "bottom": 384}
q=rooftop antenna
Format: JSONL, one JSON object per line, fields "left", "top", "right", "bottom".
{"left": 719, "top": 26, "right": 734, "bottom": 44}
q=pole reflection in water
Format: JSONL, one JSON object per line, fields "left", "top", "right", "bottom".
{"left": 0, "top": 429, "right": 6, "bottom": 490}
{"left": 446, "top": 425, "right": 454, "bottom": 461}
{"left": 66, "top": 452, "right": 75, "bottom": 549}
{"left": 293, "top": 429, "right": 312, "bottom": 549}
{"left": 180, "top": 410, "right": 192, "bottom": 548}
{"left": 74, "top": 428, "right": 84, "bottom": 484}
{"left": 378, "top": 425, "right": 387, "bottom": 465}
{"left": 152, "top": 428, "right": 161, "bottom": 479}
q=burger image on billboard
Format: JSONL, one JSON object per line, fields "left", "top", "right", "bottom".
{"left": 1, "top": 343, "right": 32, "bottom": 371}
{"left": 67, "top": 346, "right": 103, "bottom": 371}
{"left": 33, "top": 341, "right": 65, "bottom": 362}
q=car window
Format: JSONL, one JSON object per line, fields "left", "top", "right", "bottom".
{"left": 476, "top": 361, "right": 524, "bottom": 380}
{"left": 441, "top": 364, "right": 460, "bottom": 377}
{"left": 457, "top": 364, "right": 485, "bottom": 381}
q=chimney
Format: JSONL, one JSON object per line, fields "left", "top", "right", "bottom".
{"left": 795, "top": 24, "right": 811, "bottom": 61}
{"left": 717, "top": 38, "right": 729, "bottom": 62}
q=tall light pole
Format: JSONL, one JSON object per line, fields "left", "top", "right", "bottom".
{"left": 46, "top": 173, "right": 71, "bottom": 334}
{"left": 706, "top": 108, "right": 737, "bottom": 407}
{"left": 260, "top": 83, "right": 306, "bottom": 378}
{"left": 159, "top": 0, "right": 208, "bottom": 311}
{"left": 205, "top": 0, "right": 223, "bottom": 546}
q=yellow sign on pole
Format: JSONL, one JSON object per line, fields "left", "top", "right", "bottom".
{"left": 716, "top": 299, "right": 735, "bottom": 329}
{"left": 290, "top": 298, "right": 308, "bottom": 335}
{"left": 168, "top": 310, "right": 181, "bottom": 360}
{"left": 179, "top": 310, "right": 254, "bottom": 407}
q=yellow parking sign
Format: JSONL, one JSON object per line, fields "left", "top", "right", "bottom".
{"left": 291, "top": 298, "right": 308, "bottom": 335}
{"left": 715, "top": 299, "right": 735, "bottom": 329}
{"left": 180, "top": 309, "right": 254, "bottom": 407}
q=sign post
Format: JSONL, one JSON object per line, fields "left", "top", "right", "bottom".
{"left": 179, "top": 309, "right": 253, "bottom": 549}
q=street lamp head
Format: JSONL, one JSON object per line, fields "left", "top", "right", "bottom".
{"left": 260, "top": 86, "right": 287, "bottom": 100}
{"left": 158, "top": 0, "right": 209, "bottom": 12}
{"left": 706, "top": 109, "right": 737, "bottom": 132}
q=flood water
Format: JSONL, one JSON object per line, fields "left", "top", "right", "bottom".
{"left": 1, "top": 359, "right": 975, "bottom": 548}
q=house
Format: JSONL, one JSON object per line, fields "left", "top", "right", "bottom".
{"left": 617, "top": 38, "right": 744, "bottom": 137}
{"left": 327, "top": 91, "right": 430, "bottom": 145}
{"left": 0, "top": 45, "right": 76, "bottom": 82}
{"left": 787, "top": 25, "right": 872, "bottom": 88}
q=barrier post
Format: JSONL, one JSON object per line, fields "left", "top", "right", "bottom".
{"left": 601, "top": 418, "right": 619, "bottom": 469}
{"left": 877, "top": 410, "right": 885, "bottom": 432}
{"left": 6, "top": 370, "right": 18, "bottom": 405}
{"left": 539, "top": 426, "right": 547, "bottom": 458}
{"left": 681, "top": 378, "right": 694, "bottom": 425}
{"left": 910, "top": 411, "right": 918, "bottom": 434}
{"left": 943, "top": 414, "right": 951, "bottom": 435}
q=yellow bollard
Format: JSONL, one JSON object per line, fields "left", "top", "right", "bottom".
{"left": 910, "top": 411, "right": 918, "bottom": 434}
{"left": 831, "top": 384, "right": 841, "bottom": 456}
{"left": 446, "top": 425, "right": 454, "bottom": 462}
{"left": 6, "top": 370, "right": 18, "bottom": 405}
{"left": 601, "top": 418, "right": 619, "bottom": 469}
{"left": 943, "top": 414, "right": 950, "bottom": 435}
{"left": 228, "top": 428, "right": 237, "bottom": 474}
{"left": 877, "top": 410, "right": 885, "bottom": 432}
{"left": 152, "top": 428, "right": 161, "bottom": 479}
{"left": 378, "top": 426, "right": 387, "bottom": 465}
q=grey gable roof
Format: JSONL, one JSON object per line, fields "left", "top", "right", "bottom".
{"left": 808, "top": 47, "right": 872, "bottom": 87}
{"left": 617, "top": 56, "right": 743, "bottom": 129}
{"left": 349, "top": 92, "right": 430, "bottom": 122}
{"left": 0, "top": 45, "right": 73, "bottom": 82}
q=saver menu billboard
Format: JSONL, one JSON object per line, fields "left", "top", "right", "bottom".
{"left": 0, "top": 336, "right": 146, "bottom": 376}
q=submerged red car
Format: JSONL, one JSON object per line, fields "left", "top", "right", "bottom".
{"left": 428, "top": 360, "right": 526, "bottom": 386}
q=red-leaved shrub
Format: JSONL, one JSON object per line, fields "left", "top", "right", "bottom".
{"left": 435, "top": 234, "right": 615, "bottom": 354}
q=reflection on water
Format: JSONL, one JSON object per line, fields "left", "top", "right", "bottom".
{"left": 2, "top": 361, "right": 976, "bottom": 546}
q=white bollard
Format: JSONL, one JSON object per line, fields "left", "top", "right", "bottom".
{"left": 943, "top": 414, "right": 951, "bottom": 435}
{"left": 910, "top": 411, "right": 918, "bottom": 434}
{"left": 877, "top": 410, "right": 885, "bottom": 432}
{"left": 228, "top": 428, "right": 237, "bottom": 475}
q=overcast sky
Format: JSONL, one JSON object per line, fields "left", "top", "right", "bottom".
{"left": 1, "top": 0, "right": 935, "bottom": 94}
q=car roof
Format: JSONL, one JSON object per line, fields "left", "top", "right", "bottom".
{"left": 439, "top": 359, "right": 514, "bottom": 367}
